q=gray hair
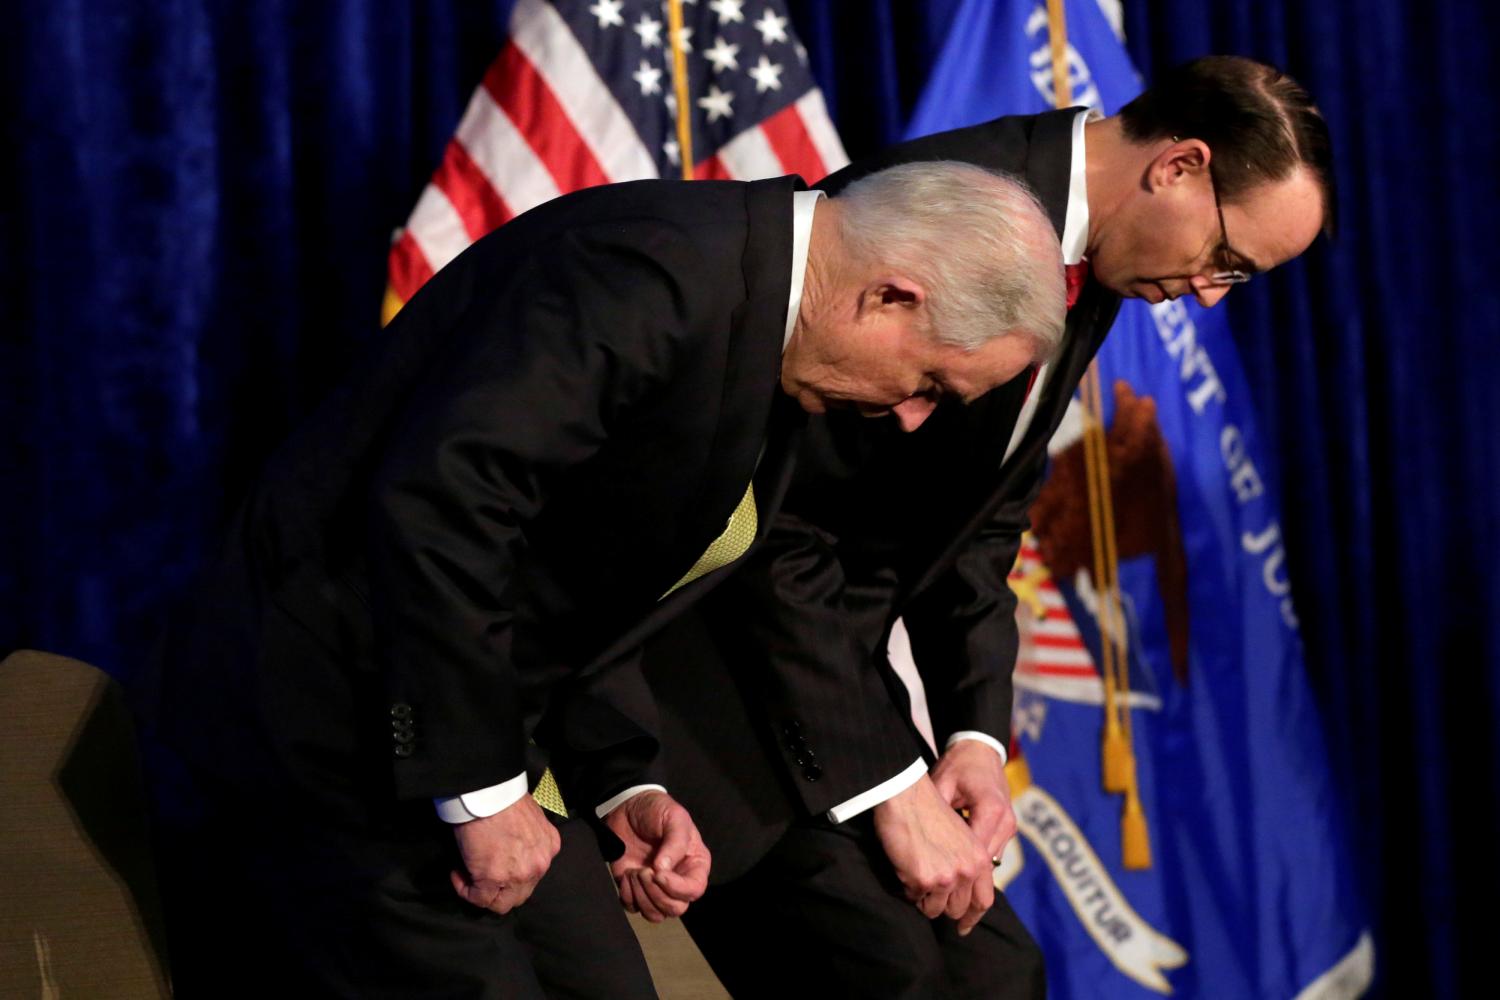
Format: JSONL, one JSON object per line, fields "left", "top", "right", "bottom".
{"left": 835, "top": 161, "right": 1066, "bottom": 359}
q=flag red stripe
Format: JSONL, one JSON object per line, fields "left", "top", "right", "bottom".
{"left": 1030, "top": 665, "right": 1098, "bottom": 677}
{"left": 485, "top": 44, "right": 611, "bottom": 191}
{"left": 693, "top": 154, "right": 734, "bottom": 181}
{"left": 388, "top": 230, "right": 435, "bottom": 304}
{"left": 434, "top": 140, "right": 513, "bottom": 242}
{"left": 1031, "top": 634, "right": 1088, "bottom": 649}
{"left": 760, "top": 104, "right": 828, "bottom": 182}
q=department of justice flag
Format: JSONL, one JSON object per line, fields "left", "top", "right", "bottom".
{"left": 894, "top": 1, "right": 1374, "bottom": 997}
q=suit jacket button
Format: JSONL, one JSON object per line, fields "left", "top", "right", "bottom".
{"left": 393, "top": 744, "right": 414, "bottom": 759}
{"left": 391, "top": 703, "right": 413, "bottom": 720}
{"left": 802, "top": 764, "right": 822, "bottom": 782}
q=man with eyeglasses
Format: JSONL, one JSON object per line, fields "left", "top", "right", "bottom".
{"left": 618, "top": 55, "right": 1335, "bottom": 998}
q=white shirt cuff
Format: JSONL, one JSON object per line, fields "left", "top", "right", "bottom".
{"left": 594, "top": 784, "right": 668, "bottom": 819}
{"left": 825, "top": 758, "right": 927, "bottom": 824}
{"left": 433, "top": 772, "right": 529, "bottom": 824}
{"left": 945, "top": 731, "right": 1009, "bottom": 765}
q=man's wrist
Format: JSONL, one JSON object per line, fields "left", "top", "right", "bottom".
{"left": 595, "top": 783, "right": 668, "bottom": 819}
{"left": 826, "top": 758, "right": 927, "bottom": 824}
{"left": 945, "top": 731, "right": 1008, "bottom": 765}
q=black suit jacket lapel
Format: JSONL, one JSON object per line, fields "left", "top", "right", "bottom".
{"left": 1021, "top": 107, "right": 1083, "bottom": 238}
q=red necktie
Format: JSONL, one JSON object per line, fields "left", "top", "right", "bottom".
{"left": 1023, "top": 262, "right": 1087, "bottom": 403}
{"left": 1065, "top": 260, "right": 1089, "bottom": 310}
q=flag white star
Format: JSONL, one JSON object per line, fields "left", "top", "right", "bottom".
{"left": 633, "top": 59, "right": 663, "bottom": 95}
{"left": 663, "top": 138, "right": 681, "bottom": 166}
{"left": 665, "top": 91, "right": 678, "bottom": 115}
{"left": 588, "top": 0, "right": 625, "bottom": 29}
{"left": 698, "top": 84, "right": 734, "bottom": 122}
{"left": 748, "top": 54, "right": 783, "bottom": 92}
{"left": 704, "top": 35, "right": 741, "bottom": 73}
{"left": 633, "top": 13, "right": 663, "bottom": 48}
{"left": 708, "top": 0, "right": 746, "bottom": 24}
{"left": 753, "top": 9, "right": 789, "bottom": 44}
{"left": 672, "top": 24, "right": 694, "bottom": 53}
{"left": 794, "top": 41, "right": 808, "bottom": 65}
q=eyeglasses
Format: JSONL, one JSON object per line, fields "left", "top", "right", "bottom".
{"left": 1206, "top": 164, "right": 1252, "bottom": 287}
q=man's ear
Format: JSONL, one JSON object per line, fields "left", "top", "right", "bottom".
{"left": 858, "top": 276, "right": 926, "bottom": 316}
{"left": 1146, "top": 138, "right": 1211, "bottom": 192}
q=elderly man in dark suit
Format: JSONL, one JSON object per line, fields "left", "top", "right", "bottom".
{"left": 138, "top": 160, "right": 1064, "bottom": 996}
{"left": 631, "top": 55, "right": 1336, "bottom": 999}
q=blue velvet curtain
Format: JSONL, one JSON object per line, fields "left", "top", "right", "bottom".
{"left": 3, "top": 0, "right": 525, "bottom": 667}
{"left": 4, "top": 2, "right": 1496, "bottom": 995}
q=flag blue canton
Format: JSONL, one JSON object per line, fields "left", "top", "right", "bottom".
{"left": 555, "top": 0, "right": 817, "bottom": 172}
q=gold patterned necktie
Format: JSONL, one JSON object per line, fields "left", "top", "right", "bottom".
{"left": 662, "top": 480, "right": 759, "bottom": 597}
{"left": 532, "top": 480, "right": 760, "bottom": 817}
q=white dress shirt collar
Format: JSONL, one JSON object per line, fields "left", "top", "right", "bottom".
{"left": 1061, "top": 108, "right": 1101, "bottom": 266}
{"left": 785, "top": 190, "right": 825, "bottom": 351}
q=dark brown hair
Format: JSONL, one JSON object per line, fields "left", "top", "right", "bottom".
{"left": 1119, "top": 55, "right": 1336, "bottom": 237}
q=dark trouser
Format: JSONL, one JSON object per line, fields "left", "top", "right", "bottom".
{"left": 684, "top": 817, "right": 1045, "bottom": 1000}
{"left": 146, "top": 753, "right": 656, "bottom": 999}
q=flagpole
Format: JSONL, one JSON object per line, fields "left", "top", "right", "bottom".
{"left": 1045, "top": 0, "right": 1151, "bottom": 871}
{"left": 1046, "top": 0, "right": 1071, "bottom": 106}
{"left": 666, "top": 0, "right": 695, "bottom": 179}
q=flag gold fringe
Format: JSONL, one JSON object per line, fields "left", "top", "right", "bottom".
{"left": 1005, "top": 754, "right": 1033, "bottom": 797}
{"left": 381, "top": 285, "right": 403, "bottom": 327}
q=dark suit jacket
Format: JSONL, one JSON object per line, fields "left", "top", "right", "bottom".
{"left": 146, "top": 176, "right": 806, "bottom": 823}
{"left": 638, "top": 109, "right": 1124, "bottom": 880}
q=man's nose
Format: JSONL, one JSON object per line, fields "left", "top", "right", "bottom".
{"left": 1189, "top": 277, "right": 1231, "bottom": 309}
{"left": 893, "top": 395, "right": 937, "bottom": 432}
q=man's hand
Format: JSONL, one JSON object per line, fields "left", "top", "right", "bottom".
{"left": 603, "top": 790, "right": 711, "bottom": 922}
{"left": 450, "top": 794, "right": 561, "bottom": 915}
{"left": 930, "top": 740, "right": 1017, "bottom": 861}
{"left": 873, "top": 774, "right": 994, "bottom": 935}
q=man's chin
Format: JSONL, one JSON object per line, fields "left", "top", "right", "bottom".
{"left": 1127, "top": 281, "right": 1165, "bottom": 304}
{"left": 817, "top": 398, "right": 892, "bottom": 419}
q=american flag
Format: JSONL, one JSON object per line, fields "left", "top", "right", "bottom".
{"left": 384, "top": 0, "right": 848, "bottom": 321}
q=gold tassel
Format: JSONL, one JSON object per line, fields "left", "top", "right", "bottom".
{"left": 1121, "top": 786, "right": 1152, "bottom": 870}
{"left": 1004, "top": 754, "right": 1033, "bottom": 797}
{"left": 1101, "top": 712, "right": 1132, "bottom": 793}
